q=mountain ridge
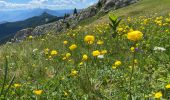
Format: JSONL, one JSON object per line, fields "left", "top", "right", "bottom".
{"left": 0, "top": 12, "right": 63, "bottom": 43}
{"left": 0, "top": 8, "right": 73, "bottom": 22}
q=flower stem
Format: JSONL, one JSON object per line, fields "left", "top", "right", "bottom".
{"left": 129, "top": 43, "right": 136, "bottom": 100}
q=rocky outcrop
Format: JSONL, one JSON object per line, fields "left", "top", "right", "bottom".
{"left": 14, "top": 28, "right": 34, "bottom": 40}
{"left": 14, "top": 0, "right": 138, "bottom": 40}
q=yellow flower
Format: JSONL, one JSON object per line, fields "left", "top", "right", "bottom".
{"left": 28, "top": 35, "right": 33, "bottom": 39}
{"left": 70, "top": 69, "right": 78, "bottom": 76}
{"left": 154, "top": 91, "right": 162, "bottom": 99}
{"left": 73, "top": 34, "right": 76, "bottom": 37}
{"left": 62, "top": 57, "right": 67, "bottom": 60}
{"left": 44, "top": 48, "right": 49, "bottom": 54}
{"left": 134, "top": 59, "right": 138, "bottom": 64}
{"left": 130, "top": 47, "right": 135, "bottom": 52}
{"left": 61, "top": 77, "right": 65, "bottom": 80}
{"left": 48, "top": 56, "right": 52, "bottom": 59}
{"left": 101, "top": 50, "right": 107, "bottom": 54}
{"left": 66, "top": 53, "right": 71, "bottom": 58}
{"left": 92, "top": 50, "right": 100, "bottom": 57}
{"left": 51, "top": 50, "right": 58, "bottom": 56}
{"left": 127, "top": 31, "right": 143, "bottom": 41}
{"left": 82, "top": 54, "right": 88, "bottom": 61}
{"left": 33, "top": 90, "right": 43, "bottom": 95}
{"left": 114, "top": 60, "right": 122, "bottom": 66}
{"left": 32, "top": 64, "right": 36, "bottom": 67}
{"left": 69, "top": 44, "right": 77, "bottom": 51}
{"left": 63, "top": 41, "right": 68, "bottom": 45}
{"left": 64, "top": 91, "right": 68, "bottom": 96}
{"left": 84, "top": 35, "right": 95, "bottom": 44}
{"left": 166, "top": 84, "right": 170, "bottom": 89}
{"left": 79, "top": 62, "right": 83, "bottom": 66}
{"left": 112, "top": 65, "right": 117, "bottom": 69}
{"left": 14, "top": 84, "right": 21, "bottom": 88}
{"left": 97, "top": 40, "right": 104, "bottom": 45}
{"left": 117, "top": 27, "right": 123, "bottom": 32}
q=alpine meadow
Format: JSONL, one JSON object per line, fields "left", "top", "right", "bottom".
{"left": 0, "top": 0, "right": 170, "bottom": 99}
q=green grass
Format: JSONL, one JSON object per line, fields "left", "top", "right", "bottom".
{"left": 0, "top": 0, "right": 170, "bottom": 99}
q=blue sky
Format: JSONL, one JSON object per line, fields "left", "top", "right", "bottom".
{"left": 0, "top": 0, "right": 98, "bottom": 10}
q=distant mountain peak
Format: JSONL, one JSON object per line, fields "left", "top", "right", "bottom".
{"left": 41, "top": 12, "right": 51, "bottom": 16}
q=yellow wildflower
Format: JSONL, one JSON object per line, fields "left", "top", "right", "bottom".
{"left": 112, "top": 65, "right": 117, "bottom": 69}
{"left": 69, "top": 44, "right": 77, "bottom": 51}
{"left": 62, "top": 57, "right": 67, "bottom": 60}
{"left": 166, "top": 84, "right": 170, "bottom": 89}
{"left": 82, "top": 54, "right": 88, "bottom": 61}
{"left": 14, "top": 84, "right": 21, "bottom": 88}
{"left": 115, "top": 60, "right": 122, "bottom": 66}
{"left": 70, "top": 69, "right": 78, "bottom": 76}
{"left": 130, "top": 47, "right": 135, "bottom": 52}
{"left": 66, "top": 53, "right": 71, "bottom": 58}
{"left": 64, "top": 91, "right": 68, "bottom": 96}
{"left": 51, "top": 50, "right": 58, "bottom": 56}
{"left": 134, "top": 59, "right": 138, "bottom": 64}
{"left": 92, "top": 50, "right": 100, "bottom": 57}
{"left": 79, "top": 62, "right": 83, "bottom": 66}
{"left": 117, "top": 27, "right": 123, "bottom": 32}
{"left": 63, "top": 41, "right": 68, "bottom": 45}
{"left": 154, "top": 91, "right": 162, "bottom": 99}
{"left": 101, "top": 50, "right": 107, "bottom": 54}
{"left": 44, "top": 48, "right": 49, "bottom": 54}
{"left": 28, "top": 35, "right": 33, "bottom": 39}
{"left": 97, "top": 40, "right": 104, "bottom": 45}
{"left": 127, "top": 31, "right": 143, "bottom": 41}
{"left": 33, "top": 90, "right": 43, "bottom": 95}
{"left": 48, "top": 56, "right": 52, "bottom": 59}
{"left": 84, "top": 35, "right": 95, "bottom": 44}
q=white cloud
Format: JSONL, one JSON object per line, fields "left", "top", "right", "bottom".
{"left": 0, "top": 0, "right": 97, "bottom": 10}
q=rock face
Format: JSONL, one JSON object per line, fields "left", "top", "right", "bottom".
{"left": 14, "top": 0, "right": 138, "bottom": 40}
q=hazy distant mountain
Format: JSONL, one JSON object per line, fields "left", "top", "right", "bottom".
{"left": 0, "top": 21, "right": 8, "bottom": 24}
{"left": 0, "top": 12, "right": 63, "bottom": 43}
{"left": 0, "top": 9, "right": 73, "bottom": 22}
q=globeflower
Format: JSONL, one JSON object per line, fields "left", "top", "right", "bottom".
{"left": 154, "top": 91, "right": 162, "bottom": 99}
{"left": 14, "top": 83, "right": 21, "bottom": 88}
{"left": 97, "top": 40, "right": 104, "bottom": 45}
{"left": 64, "top": 91, "right": 68, "bottom": 96}
{"left": 66, "top": 53, "right": 71, "bottom": 58}
{"left": 82, "top": 54, "right": 88, "bottom": 61}
{"left": 166, "top": 84, "right": 170, "bottom": 89}
{"left": 84, "top": 35, "right": 95, "bottom": 44}
{"left": 130, "top": 47, "right": 135, "bottom": 52}
{"left": 115, "top": 60, "right": 122, "bottom": 66}
{"left": 33, "top": 90, "right": 43, "bottom": 95}
{"left": 44, "top": 48, "right": 49, "bottom": 53}
{"left": 28, "top": 35, "right": 33, "bottom": 39}
{"left": 112, "top": 60, "right": 122, "bottom": 69}
{"left": 70, "top": 69, "right": 78, "bottom": 76}
{"left": 101, "top": 50, "right": 107, "bottom": 54}
{"left": 51, "top": 50, "right": 58, "bottom": 56}
{"left": 69, "top": 44, "right": 77, "bottom": 51}
{"left": 63, "top": 41, "right": 68, "bottom": 45}
{"left": 92, "top": 50, "right": 100, "bottom": 57}
{"left": 127, "top": 31, "right": 143, "bottom": 41}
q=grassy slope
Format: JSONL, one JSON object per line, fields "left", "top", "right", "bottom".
{"left": 86, "top": 0, "right": 170, "bottom": 26}
{"left": 0, "top": 0, "right": 170, "bottom": 99}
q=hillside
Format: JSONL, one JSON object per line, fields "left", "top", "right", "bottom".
{"left": 0, "top": 12, "right": 62, "bottom": 43}
{"left": 0, "top": 0, "right": 170, "bottom": 99}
